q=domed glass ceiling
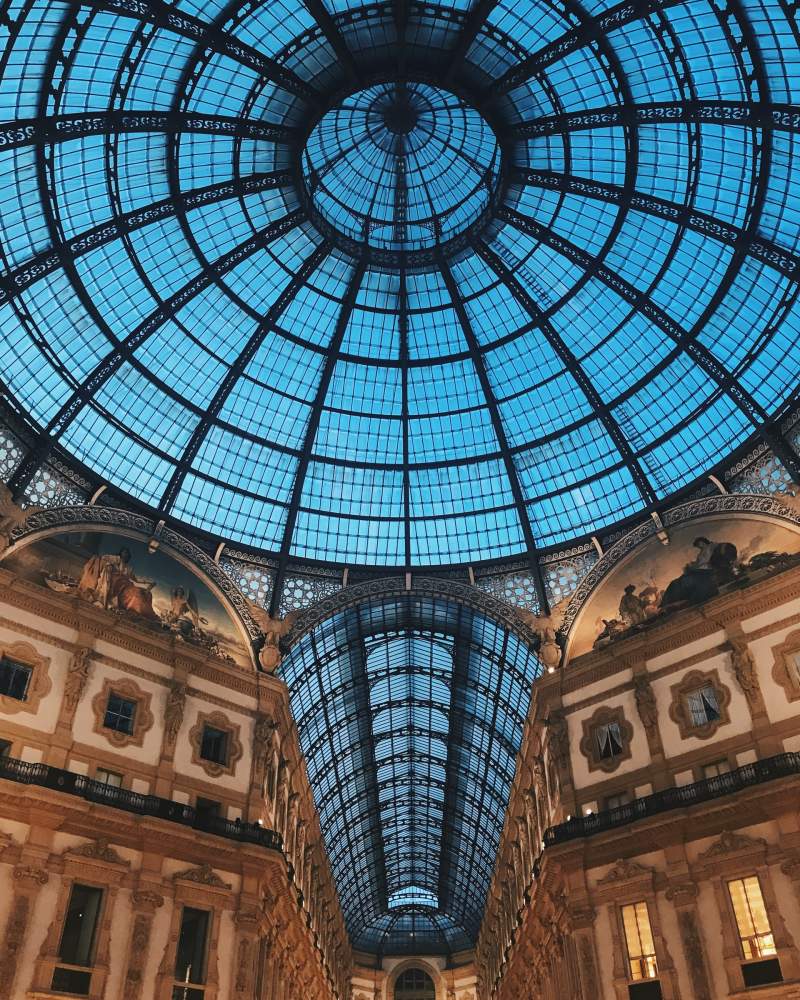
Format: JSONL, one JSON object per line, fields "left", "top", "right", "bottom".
{"left": 2, "top": 0, "right": 800, "bottom": 575}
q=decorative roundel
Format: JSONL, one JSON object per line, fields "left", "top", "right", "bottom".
{"left": 1, "top": 0, "right": 800, "bottom": 575}
{"left": 301, "top": 82, "right": 502, "bottom": 251}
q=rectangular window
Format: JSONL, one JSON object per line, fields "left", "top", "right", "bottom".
{"left": 103, "top": 693, "right": 137, "bottom": 734}
{"left": 622, "top": 901, "right": 659, "bottom": 981}
{"left": 687, "top": 685, "right": 720, "bottom": 727}
{"left": 200, "top": 725, "right": 229, "bottom": 765}
{"left": 95, "top": 768, "right": 123, "bottom": 787}
{"left": 605, "top": 792, "right": 631, "bottom": 811}
{"left": 173, "top": 906, "right": 210, "bottom": 998}
{"left": 0, "top": 739, "right": 11, "bottom": 757}
{"left": 51, "top": 884, "right": 103, "bottom": 995}
{"left": 595, "top": 721, "right": 624, "bottom": 760}
{"left": 0, "top": 656, "right": 32, "bottom": 701}
{"left": 703, "top": 759, "right": 730, "bottom": 779}
{"left": 195, "top": 797, "right": 221, "bottom": 820}
{"left": 728, "top": 876, "right": 777, "bottom": 960}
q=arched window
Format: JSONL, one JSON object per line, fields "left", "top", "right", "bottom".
{"left": 395, "top": 967, "right": 436, "bottom": 1000}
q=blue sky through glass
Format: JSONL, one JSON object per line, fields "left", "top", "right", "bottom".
{"left": 0, "top": 0, "right": 799, "bottom": 571}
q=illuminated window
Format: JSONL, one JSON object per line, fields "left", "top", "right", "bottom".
{"left": 622, "top": 901, "right": 658, "bottom": 981}
{"left": 728, "top": 877, "right": 777, "bottom": 960}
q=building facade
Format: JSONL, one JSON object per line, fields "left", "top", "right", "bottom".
{"left": 481, "top": 503, "right": 800, "bottom": 1000}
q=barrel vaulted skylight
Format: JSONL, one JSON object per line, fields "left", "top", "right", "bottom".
{"left": 279, "top": 595, "right": 542, "bottom": 955}
{"left": 2, "top": 0, "right": 800, "bottom": 575}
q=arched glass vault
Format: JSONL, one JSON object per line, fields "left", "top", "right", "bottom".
{"left": 278, "top": 595, "right": 542, "bottom": 955}
{"left": 2, "top": 0, "right": 800, "bottom": 591}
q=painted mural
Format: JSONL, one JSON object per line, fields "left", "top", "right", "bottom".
{"left": 569, "top": 515, "right": 800, "bottom": 658}
{"left": 3, "top": 531, "right": 250, "bottom": 665}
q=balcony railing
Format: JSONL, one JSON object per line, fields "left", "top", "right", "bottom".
{"left": 544, "top": 751, "right": 800, "bottom": 847}
{"left": 0, "top": 754, "right": 282, "bottom": 851}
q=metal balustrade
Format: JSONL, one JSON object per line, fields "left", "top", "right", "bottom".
{"left": 0, "top": 754, "right": 282, "bottom": 851}
{"left": 544, "top": 751, "right": 800, "bottom": 847}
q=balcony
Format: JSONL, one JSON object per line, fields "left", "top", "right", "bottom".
{"left": 544, "top": 751, "right": 800, "bottom": 847}
{"left": 0, "top": 753, "right": 283, "bottom": 851}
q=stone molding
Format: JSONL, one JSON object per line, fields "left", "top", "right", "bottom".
{"left": 188, "top": 709, "right": 243, "bottom": 778}
{"left": 0, "top": 639, "right": 51, "bottom": 717}
{"left": 579, "top": 704, "right": 635, "bottom": 774}
{"left": 668, "top": 667, "right": 732, "bottom": 741}
{"left": 91, "top": 675, "right": 155, "bottom": 749}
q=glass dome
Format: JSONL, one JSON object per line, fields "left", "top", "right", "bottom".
{"left": 1, "top": 0, "right": 800, "bottom": 574}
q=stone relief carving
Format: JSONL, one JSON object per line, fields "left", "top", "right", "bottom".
{"left": 172, "top": 862, "right": 231, "bottom": 889}
{"left": 633, "top": 673, "right": 662, "bottom": 753}
{"left": 698, "top": 829, "right": 766, "bottom": 860}
{"left": 546, "top": 710, "right": 570, "bottom": 771}
{"left": 63, "top": 645, "right": 92, "bottom": 714}
{"left": 677, "top": 908, "right": 712, "bottom": 1000}
{"left": 0, "top": 483, "right": 40, "bottom": 553}
{"left": 122, "top": 913, "right": 153, "bottom": 1000}
{"left": 0, "top": 895, "right": 29, "bottom": 994}
{"left": 726, "top": 637, "right": 763, "bottom": 708}
{"left": 247, "top": 602, "right": 298, "bottom": 672}
{"left": 598, "top": 858, "right": 653, "bottom": 884}
{"left": 66, "top": 838, "right": 130, "bottom": 866}
{"left": 163, "top": 680, "right": 186, "bottom": 749}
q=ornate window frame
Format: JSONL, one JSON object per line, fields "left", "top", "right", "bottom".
{"left": 595, "top": 860, "right": 680, "bottom": 1000}
{"left": 29, "top": 839, "right": 130, "bottom": 996}
{"left": 695, "top": 831, "right": 800, "bottom": 992}
{"left": 0, "top": 639, "right": 51, "bottom": 716}
{"left": 189, "top": 710, "right": 243, "bottom": 778}
{"left": 668, "top": 668, "right": 731, "bottom": 741}
{"left": 771, "top": 628, "right": 800, "bottom": 703}
{"left": 91, "top": 676, "right": 154, "bottom": 749}
{"left": 580, "top": 705, "right": 634, "bottom": 774}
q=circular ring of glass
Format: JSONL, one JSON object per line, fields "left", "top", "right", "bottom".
{"left": 300, "top": 81, "right": 503, "bottom": 253}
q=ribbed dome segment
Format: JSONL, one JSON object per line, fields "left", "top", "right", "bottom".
{"left": 1, "top": 0, "right": 799, "bottom": 573}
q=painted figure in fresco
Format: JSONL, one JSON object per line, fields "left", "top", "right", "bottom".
{"left": 661, "top": 536, "right": 738, "bottom": 609}
{"left": 639, "top": 581, "right": 662, "bottom": 619}
{"left": 78, "top": 547, "right": 158, "bottom": 619}
{"left": 618, "top": 584, "right": 644, "bottom": 626}
{"left": 166, "top": 586, "right": 205, "bottom": 638}
{"left": 594, "top": 618, "right": 627, "bottom": 647}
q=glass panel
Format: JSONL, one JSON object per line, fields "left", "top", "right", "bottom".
{"left": 95, "top": 769, "right": 123, "bottom": 787}
{"left": 622, "top": 901, "right": 658, "bottom": 981}
{"left": 687, "top": 684, "right": 720, "bottom": 727}
{"left": 200, "top": 726, "right": 229, "bottom": 765}
{"left": 728, "top": 877, "right": 777, "bottom": 960}
{"left": 0, "top": 658, "right": 32, "bottom": 701}
{"left": 395, "top": 967, "right": 436, "bottom": 999}
{"left": 595, "top": 721, "right": 623, "bottom": 759}
{"left": 58, "top": 884, "right": 103, "bottom": 967}
{"left": 103, "top": 694, "right": 137, "bottom": 734}
{"left": 174, "top": 907, "right": 210, "bottom": 986}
